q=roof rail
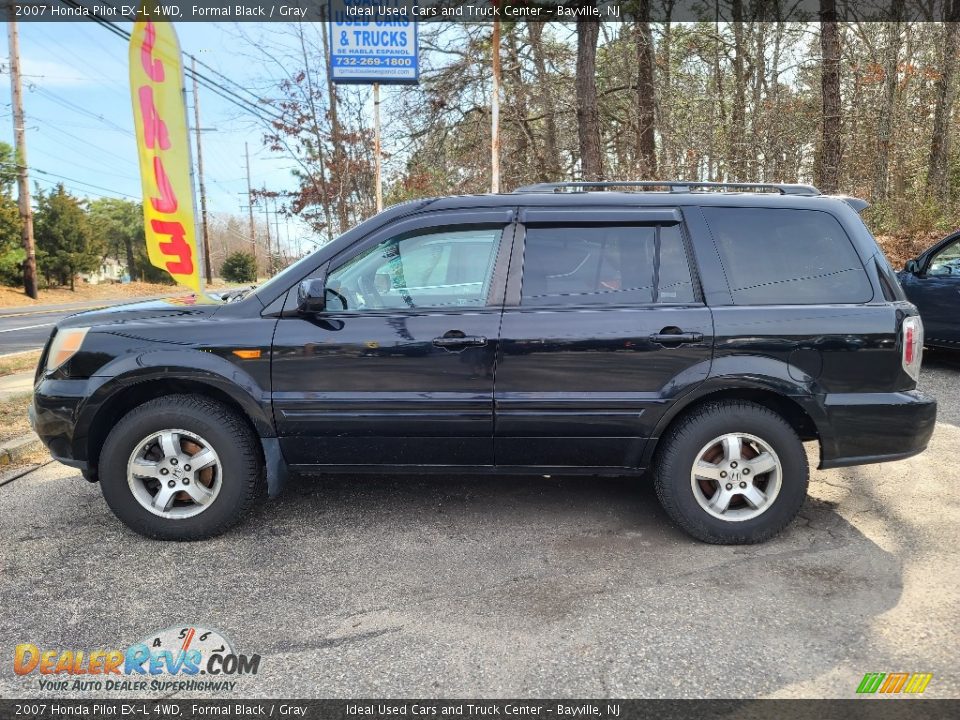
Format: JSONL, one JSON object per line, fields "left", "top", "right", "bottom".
{"left": 512, "top": 181, "right": 821, "bottom": 197}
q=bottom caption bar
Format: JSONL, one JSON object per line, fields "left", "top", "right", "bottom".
{"left": 3, "top": 700, "right": 959, "bottom": 720}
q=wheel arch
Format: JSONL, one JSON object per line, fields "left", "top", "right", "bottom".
{"left": 643, "top": 383, "right": 823, "bottom": 469}
{"left": 77, "top": 373, "right": 273, "bottom": 483}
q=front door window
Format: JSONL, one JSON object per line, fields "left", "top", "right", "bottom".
{"left": 326, "top": 227, "right": 503, "bottom": 311}
{"left": 928, "top": 239, "right": 960, "bottom": 276}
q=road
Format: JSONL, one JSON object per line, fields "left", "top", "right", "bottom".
{"left": 1, "top": 356, "right": 957, "bottom": 700}
{"left": 0, "top": 296, "right": 178, "bottom": 354}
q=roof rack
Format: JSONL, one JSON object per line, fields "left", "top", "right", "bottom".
{"left": 512, "top": 181, "right": 821, "bottom": 197}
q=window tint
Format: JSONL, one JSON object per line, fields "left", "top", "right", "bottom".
{"left": 326, "top": 226, "right": 502, "bottom": 311}
{"left": 521, "top": 224, "right": 695, "bottom": 306}
{"left": 702, "top": 208, "right": 872, "bottom": 304}
{"left": 928, "top": 238, "right": 960, "bottom": 277}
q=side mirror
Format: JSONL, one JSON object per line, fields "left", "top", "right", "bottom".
{"left": 297, "top": 278, "right": 327, "bottom": 313}
{"left": 905, "top": 259, "right": 921, "bottom": 274}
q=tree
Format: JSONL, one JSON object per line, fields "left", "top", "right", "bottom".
{"left": 0, "top": 142, "right": 23, "bottom": 286}
{"left": 576, "top": 10, "right": 603, "bottom": 181}
{"left": 927, "top": 0, "right": 960, "bottom": 200}
{"left": 729, "top": 0, "right": 749, "bottom": 181}
{"left": 635, "top": 2, "right": 658, "bottom": 178}
{"left": 221, "top": 251, "right": 257, "bottom": 283}
{"left": 88, "top": 198, "right": 142, "bottom": 280}
{"left": 874, "top": 6, "right": 905, "bottom": 200}
{"left": 819, "top": 1, "right": 843, "bottom": 194}
{"left": 527, "top": 22, "right": 562, "bottom": 180}
{"left": 34, "top": 184, "right": 104, "bottom": 290}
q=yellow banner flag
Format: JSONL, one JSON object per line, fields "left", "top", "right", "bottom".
{"left": 129, "top": 19, "right": 201, "bottom": 292}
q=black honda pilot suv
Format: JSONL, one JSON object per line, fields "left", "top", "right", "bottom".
{"left": 30, "top": 182, "right": 936, "bottom": 543}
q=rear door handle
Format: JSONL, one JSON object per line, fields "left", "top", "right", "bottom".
{"left": 649, "top": 332, "right": 703, "bottom": 344}
{"left": 433, "top": 334, "right": 488, "bottom": 349}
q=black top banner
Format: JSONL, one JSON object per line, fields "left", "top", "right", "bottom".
{"left": 4, "top": 0, "right": 959, "bottom": 23}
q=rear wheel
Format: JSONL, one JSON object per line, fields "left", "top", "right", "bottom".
{"left": 99, "top": 395, "right": 264, "bottom": 540}
{"left": 653, "top": 401, "right": 808, "bottom": 544}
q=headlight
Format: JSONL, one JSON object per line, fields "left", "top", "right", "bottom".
{"left": 46, "top": 327, "right": 90, "bottom": 372}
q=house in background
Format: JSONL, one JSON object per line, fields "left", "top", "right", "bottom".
{"left": 80, "top": 257, "right": 126, "bottom": 285}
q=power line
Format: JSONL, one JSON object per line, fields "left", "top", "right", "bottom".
{"left": 31, "top": 173, "right": 132, "bottom": 201}
{"left": 58, "top": 2, "right": 287, "bottom": 128}
{"left": 0, "top": 161, "right": 141, "bottom": 200}
{"left": 29, "top": 85, "right": 134, "bottom": 136}
{"left": 30, "top": 113, "right": 139, "bottom": 168}
{"left": 30, "top": 144, "right": 141, "bottom": 183}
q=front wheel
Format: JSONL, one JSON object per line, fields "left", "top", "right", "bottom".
{"left": 653, "top": 401, "right": 808, "bottom": 544}
{"left": 99, "top": 394, "right": 264, "bottom": 540}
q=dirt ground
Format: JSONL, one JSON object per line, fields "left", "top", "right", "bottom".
{"left": 0, "top": 281, "right": 186, "bottom": 308}
{"left": 0, "top": 278, "right": 253, "bottom": 309}
{"left": 0, "top": 393, "right": 31, "bottom": 444}
{"left": 0, "top": 350, "right": 40, "bottom": 376}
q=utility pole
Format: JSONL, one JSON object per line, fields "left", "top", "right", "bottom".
{"left": 273, "top": 195, "right": 281, "bottom": 265}
{"left": 191, "top": 56, "right": 213, "bottom": 281}
{"left": 491, "top": 14, "right": 501, "bottom": 194}
{"left": 261, "top": 187, "right": 273, "bottom": 277}
{"left": 373, "top": 83, "right": 383, "bottom": 212}
{"left": 244, "top": 142, "right": 256, "bottom": 248}
{"left": 6, "top": 16, "right": 38, "bottom": 299}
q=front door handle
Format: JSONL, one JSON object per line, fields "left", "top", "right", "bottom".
{"left": 433, "top": 332, "right": 488, "bottom": 350}
{"left": 649, "top": 331, "right": 704, "bottom": 345}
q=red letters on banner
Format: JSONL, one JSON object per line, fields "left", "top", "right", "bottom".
{"left": 137, "top": 21, "right": 191, "bottom": 277}
{"left": 141, "top": 21, "right": 165, "bottom": 82}
{"left": 151, "top": 220, "right": 193, "bottom": 274}
{"left": 150, "top": 156, "right": 177, "bottom": 214}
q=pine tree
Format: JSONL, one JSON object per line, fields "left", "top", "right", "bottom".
{"left": 34, "top": 184, "right": 105, "bottom": 290}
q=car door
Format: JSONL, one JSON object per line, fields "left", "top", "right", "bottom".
{"left": 494, "top": 208, "right": 714, "bottom": 469}
{"left": 271, "top": 209, "right": 515, "bottom": 468}
{"left": 899, "top": 234, "right": 960, "bottom": 345}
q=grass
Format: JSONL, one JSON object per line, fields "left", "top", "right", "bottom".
{"left": 0, "top": 350, "right": 41, "bottom": 377}
{"left": 0, "top": 277, "right": 266, "bottom": 310}
{"left": 0, "top": 280, "right": 188, "bottom": 309}
{"left": 0, "top": 392, "right": 32, "bottom": 444}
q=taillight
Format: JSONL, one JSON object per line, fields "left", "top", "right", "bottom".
{"left": 902, "top": 315, "right": 923, "bottom": 382}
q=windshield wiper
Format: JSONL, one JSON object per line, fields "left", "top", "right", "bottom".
{"left": 220, "top": 285, "right": 257, "bottom": 303}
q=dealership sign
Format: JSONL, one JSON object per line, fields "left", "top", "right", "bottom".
{"left": 328, "top": 0, "right": 419, "bottom": 85}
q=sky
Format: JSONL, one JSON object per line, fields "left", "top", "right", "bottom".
{"left": 0, "top": 20, "right": 329, "bottom": 254}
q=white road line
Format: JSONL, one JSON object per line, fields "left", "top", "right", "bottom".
{"left": 0, "top": 322, "right": 53, "bottom": 334}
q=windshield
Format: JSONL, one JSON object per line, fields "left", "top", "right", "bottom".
{"left": 247, "top": 246, "right": 322, "bottom": 302}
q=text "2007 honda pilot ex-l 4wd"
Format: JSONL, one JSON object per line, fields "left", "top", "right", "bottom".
{"left": 30, "top": 181, "right": 936, "bottom": 544}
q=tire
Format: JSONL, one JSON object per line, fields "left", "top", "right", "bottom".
{"left": 653, "top": 400, "right": 808, "bottom": 544}
{"left": 99, "top": 394, "right": 264, "bottom": 540}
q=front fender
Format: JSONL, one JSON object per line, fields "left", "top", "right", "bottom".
{"left": 75, "top": 348, "right": 275, "bottom": 459}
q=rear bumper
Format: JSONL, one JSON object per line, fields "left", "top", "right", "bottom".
{"left": 819, "top": 390, "right": 937, "bottom": 469}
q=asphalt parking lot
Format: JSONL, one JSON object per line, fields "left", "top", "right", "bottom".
{"left": 2, "top": 354, "right": 958, "bottom": 700}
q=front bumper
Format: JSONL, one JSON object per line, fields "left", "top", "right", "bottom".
{"left": 819, "top": 390, "right": 937, "bottom": 469}
{"left": 30, "top": 376, "right": 91, "bottom": 474}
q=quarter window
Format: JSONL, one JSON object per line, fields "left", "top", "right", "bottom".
{"left": 520, "top": 224, "right": 696, "bottom": 306}
{"left": 326, "top": 226, "right": 503, "bottom": 311}
{"left": 702, "top": 207, "right": 872, "bottom": 305}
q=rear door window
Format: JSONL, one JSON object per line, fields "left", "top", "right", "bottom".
{"left": 520, "top": 224, "right": 696, "bottom": 306}
{"left": 701, "top": 207, "right": 872, "bottom": 304}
